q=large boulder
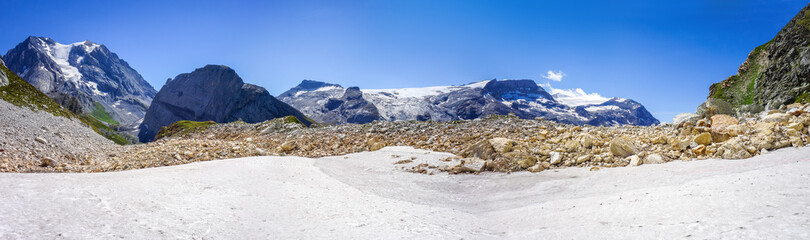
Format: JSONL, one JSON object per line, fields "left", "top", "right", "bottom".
{"left": 138, "top": 65, "right": 313, "bottom": 142}
{"left": 609, "top": 137, "right": 639, "bottom": 157}
{"left": 672, "top": 113, "right": 700, "bottom": 125}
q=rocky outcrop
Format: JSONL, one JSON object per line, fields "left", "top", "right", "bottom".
{"left": 138, "top": 65, "right": 313, "bottom": 142}
{"left": 319, "top": 87, "right": 382, "bottom": 124}
{"left": 280, "top": 79, "right": 660, "bottom": 126}
{"left": 2, "top": 36, "right": 156, "bottom": 132}
{"left": 0, "top": 57, "right": 7, "bottom": 87}
{"left": 706, "top": 4, "right": 810, "bottom": 115}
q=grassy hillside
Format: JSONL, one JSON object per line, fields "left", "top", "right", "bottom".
{"left": 0, "top": 64, "right": 132, "bottom": 145}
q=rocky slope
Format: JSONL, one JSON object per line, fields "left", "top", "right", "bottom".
{"left": 0, "top": 63, "right": 117, "bottom": 172}
{"left": 138, "top": 65, "right": 314, "bottom": 142}
{"left": 279, "top": 79, "right": 659, "bottom": 126}
{"left": 2, "top": 36, "right": 157, "bottom": 133}
{"left": 706, "top": 3, "right": 810, "bottom": 116}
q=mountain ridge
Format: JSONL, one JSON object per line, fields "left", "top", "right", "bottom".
{"left": 278, "top": 79, "right": 659, "bottom": 126}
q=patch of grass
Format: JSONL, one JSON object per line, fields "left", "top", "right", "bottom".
{"left": 90, "top": 102, "right": 119, "bottom": 125}
{"left": 0, "top": 65, "right": 132, "bottom": 145}
{"left": 155, "top": 120, "right": 217, "bottom": 141}
{"left": 797, "top": 9, "right": 810, "bottom": 31}
{"left": 796, "top": 92, "right": 810, "bottom": 103}
{"left": 283, "top": 115, "right": 302, "bottom": 124}
{"left": 0, "top": 65, "right": 75, "bottom": 119}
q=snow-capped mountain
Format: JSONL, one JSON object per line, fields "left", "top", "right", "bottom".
{"left": 2, "top": 36, "right": 156, "bottom": 132}
{"left": 278, "top": 79, "right": 659, "bottom": 126}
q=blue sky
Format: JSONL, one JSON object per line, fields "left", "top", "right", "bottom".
{"left": 0, "top": 0, "right": 806, "bottom": 122}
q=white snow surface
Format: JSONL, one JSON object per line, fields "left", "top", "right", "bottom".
{"left": 584, "top": 105, "right": 621, "bottom": 112}
{"left": 1, "top": 146, "right": 809, "bottom": 239}
{"left": 364, "top": 80, "right": 489, "bottom": 99}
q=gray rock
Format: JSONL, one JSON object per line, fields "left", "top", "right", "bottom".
{"left": 549, "top": 151, "right": 563, "bottom": 165}
{"left": 34, "top": 137, "right": 47, "bottom": 144}
{"left": 672, "top": 113, "right": 700, "bottom": 125}
{"left": 138, "top": 65, "right": 314, "bottom": 142}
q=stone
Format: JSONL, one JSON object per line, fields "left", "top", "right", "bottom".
{"left": 651, "top": 136, "right": 667, "bottom": 144}
{"left": 643, "top": 154, "right": 666, "bottom": 164}
{"left": 673, "top": 113, "right": 700, "bottom": 125}
{"left": 580, "top": 134, "right": 596, "bottom": 148}
{"left": 762, "top": 113, "right": 790, "bottom": 123}
{"left": 280, "top": 141, "right": 297, "bottom": 152}
{"left": 34, "top": 137, "right": 47, "bottom": 144}
{"left": 39, "top": 157, "right": 56, "bottom": 167}
{"left": 710, "top": 114, "right": 738, "bottom": 134}
{"left": 464, "top": 140, "right": 498, "bottom": 160}
{"left": 725, "top": 124, "right": 746, "bottom": 137}
{"left": 693, "top": 145, "right": 707, "bottom": 155}
{"left": 527, "top": 164, "right": 545, "bottom": 173}
{"left": 575, "top": 154, "right": 591, "bottom": 164}
{"left": 370, "top": 142, "right": 386, "bottom": 151}
{"left": 488, "top": 138, "right": 517, "bottom": 154}
{"left": 517, "top": 157, "right": 537, "bottom": 169}
{"left": 693, "top": 133, "right": 712, "bottom": 145}
{"left": 696, "top": 98, "right": 733, "bottom": 118}
{"left": 787, "top": 122, "right": 804, "bottom": 132}
{"left": 626, "top": 155, "right": 642, "bottom": 166}
{"left": 549, "top": 151, "right": 563, "bottom": 165}
{"left": 609, "top": 137, "right": 638, "bottom": 157}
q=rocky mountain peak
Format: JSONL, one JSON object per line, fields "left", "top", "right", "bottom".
{"left": 138, "top": 65, "right": 313, "bottom": 142}
{"left": 3, "top": 36, "right": 157, "bottom": 136}
{"left": 482, "top": 79, "right": 555, "bottom": 101}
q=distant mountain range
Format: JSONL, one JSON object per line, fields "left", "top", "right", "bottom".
{"left": 2, "top": 36, "right": 156, "bottom": 136}
{"left": 278, "top": 79, "right": 659, "bottom": 126}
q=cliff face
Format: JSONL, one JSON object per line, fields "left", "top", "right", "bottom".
{"left": 707, "top": 4, "right": 810, "bottom": 115}
{"left": 138, "top": 65, "right": 313, "bottom": 142}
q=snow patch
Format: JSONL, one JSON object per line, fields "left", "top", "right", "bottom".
{"left": 585, "top": 105, "right": 621, "bottom": 112}
{"left": 542, "top": 84, "right": 609, "bottom": 107}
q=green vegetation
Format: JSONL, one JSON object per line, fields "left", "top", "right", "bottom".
{"left": 797, "top": 9, "right": 810, "bottom": 31}
{"left": 0, "top": 65, "right": 133, "bottom": 145}
{"left": 0, "top": 65, "right": 76, "bottom": 119}
{"left": 710, "top": 40, "right": 771, "bottom": 106}
{"left": 90, "top": 102, "right": 119, "bottom": 125}
{"left": 155, "top": 120, "right": 217, "bottom": 141}
{"left": 283, "top": 115, "right": 302, "bottom": 124}
{"left": 796, "top": 92, "right": 810, "bottom": 104}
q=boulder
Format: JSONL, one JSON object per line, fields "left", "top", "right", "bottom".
{"left": 643, "top": 154, "right": 666, "bottom": 164}
{"left": 549, "top": 151, "right": 563, "bottom": 165}
{"left": 672, "top": 113, "right": 700, "bottom": 125}
{"left": 488, "top": 138, "right": 517, "bottom": 154}
{"left": 575, "top": 154, "right": 591, "bottom": 164}
{"left": 720, "top": 138, "right": 753, "bottom": 159}
{"left": 693, "top": 133, "right": 712, "bottom": 145}
{"left": 464, "top": 140, "right": 498, "bottom": 160}
{"left": 580, "top": 134, "right": 596, "bottom": 148}
{"left": 280, "top": 141, "right": 297, "bottom": 152}
{"left": 710, "top": 114, "right": 738, "bottom": 134}
{"left": 626, "top": 155, "right": 642, "bottom": 167}
{"left": 762, "top": 113, "right": 790, "bottom": 123}
{"left": 609, "top": 137, "right": 638, "bottom": 157}
{"left": 696, "top": 98, "right": 733, "bottom": 118}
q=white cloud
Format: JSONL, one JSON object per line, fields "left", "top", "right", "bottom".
{"left": 542, "top": 70, "right": 566, "bottom": 82}
{"left": 540, "top": 82, "right": 609, "bottom": 107}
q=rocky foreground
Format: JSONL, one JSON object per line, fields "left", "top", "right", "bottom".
{"left": 3, "top": 100, "right": 807, "bottom": 174}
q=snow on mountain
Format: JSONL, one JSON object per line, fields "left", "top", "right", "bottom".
{"left": 547, "top": 86, "right": 610, "bottom": 107}
{"left": 279, "top": 79, "right": 659, "bottom": 126}
{"left": 3, "top": 36, "right": 157, "bottom": 135}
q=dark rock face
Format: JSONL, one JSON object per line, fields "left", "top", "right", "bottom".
{"left": 706, "top": 4, "right": 810, "bottom": 114}
{"left": 138, "top": 65, "right": 313, "bottom": 142}
{"left": 2, "top": 36, "right": 156, "bottom": 131}
{"left": 280, "top": 79, "right": 659, "bottom": 126}
{"left": 0, "top": 57, "right": 7, "bottom": 87}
